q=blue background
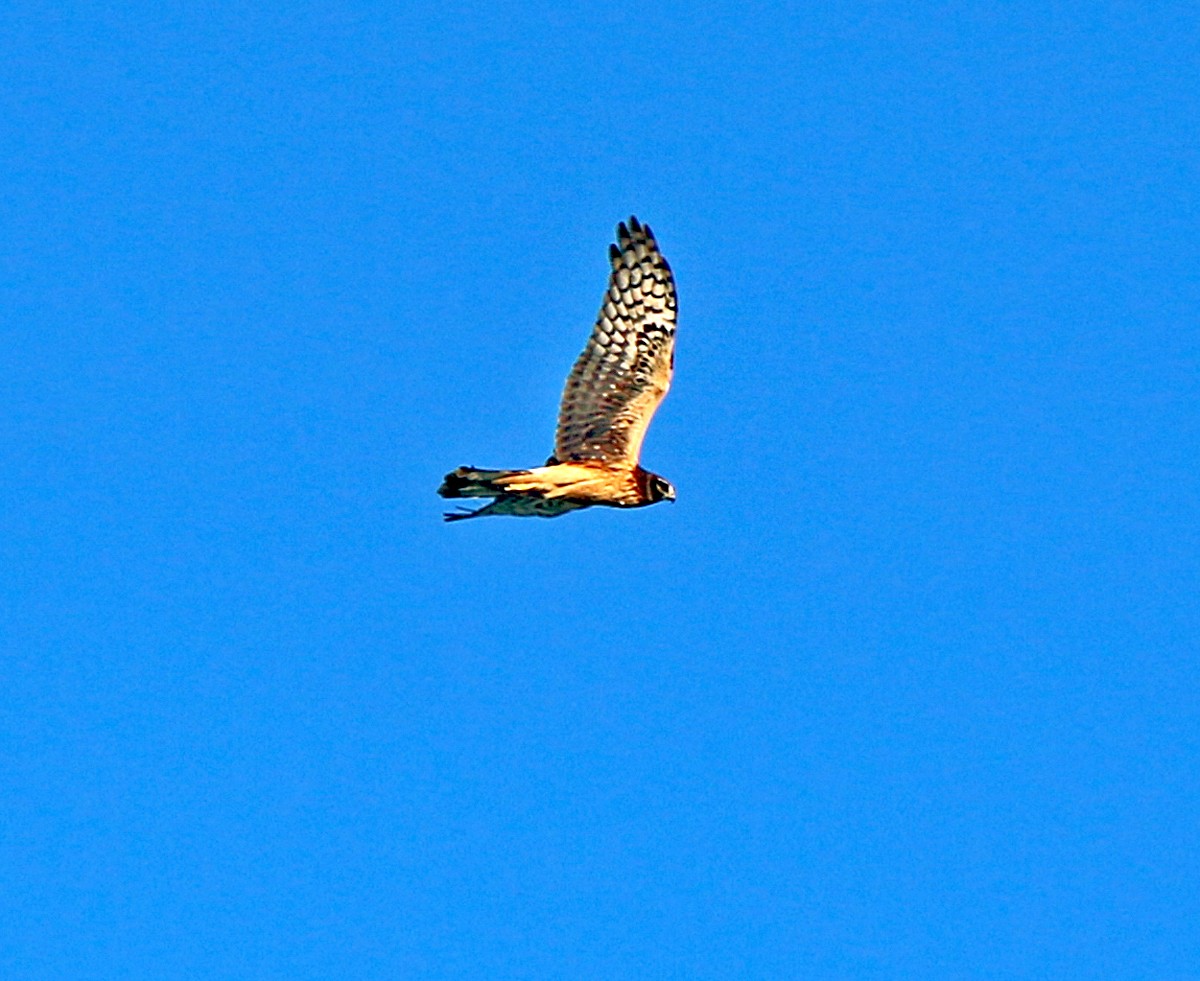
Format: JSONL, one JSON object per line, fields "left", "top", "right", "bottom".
{"left": 4, "top": 2, "right": 1198, "bottom": 977}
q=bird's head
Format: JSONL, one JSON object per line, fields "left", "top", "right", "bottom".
{"left": 647, "top": 473, "right": 676, "bottom": 504}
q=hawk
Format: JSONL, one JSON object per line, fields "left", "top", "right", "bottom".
{"left": 439, "top": 216, "right": 677, "bottom": 522}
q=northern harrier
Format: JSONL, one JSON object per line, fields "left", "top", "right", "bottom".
{"left": 439, "top": 216, "right": 677, "bottom": 521}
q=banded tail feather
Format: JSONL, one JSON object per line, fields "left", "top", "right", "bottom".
{"left": 438, "top": 466, "right": 529, "bottom": 500}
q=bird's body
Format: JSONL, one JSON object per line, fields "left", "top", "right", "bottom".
{"left": 439, "top": 216, "right": 678, "bottom": 522}
{"left": 439, "top": 462, "right": 669, "bottom": 521}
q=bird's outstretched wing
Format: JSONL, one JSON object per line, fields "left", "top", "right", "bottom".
{"left": 554, "top": 217, "right": 677, "bottom": 466}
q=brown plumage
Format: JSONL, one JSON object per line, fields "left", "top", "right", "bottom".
{"left": 439, "top": 216, "right": 677, "bottom": 522}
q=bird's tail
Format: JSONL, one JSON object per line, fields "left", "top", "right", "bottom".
{"left": 438, "top": 466, "right": 529, "bottom": 499}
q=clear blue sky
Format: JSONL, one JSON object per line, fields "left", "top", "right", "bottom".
{"left": 4, "top": 2, "right": 1198, "bottom": 977}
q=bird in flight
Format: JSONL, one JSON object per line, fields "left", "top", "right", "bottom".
{"left": 439, "top": 216, "right": 677, "bottom": 522}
